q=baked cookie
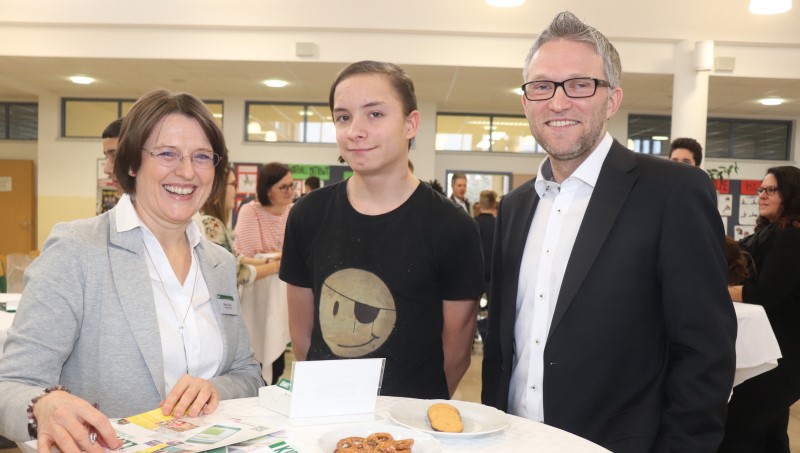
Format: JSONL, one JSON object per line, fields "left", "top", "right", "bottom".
{"left": 427, "top": 402, "right": 463, "bottom": 433}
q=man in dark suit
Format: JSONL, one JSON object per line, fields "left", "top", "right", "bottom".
{"left": 449, "top": 173, "right": 470, "bottom": 213}
{"left": 481, "top": 11, "right": 736, "bottom": 453}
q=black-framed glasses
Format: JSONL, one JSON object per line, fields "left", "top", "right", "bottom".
{"left": 757, "top": 186, "right": 779, "bottom": 196}
{"left": 275, "top": 184, "right": 294, "bottom": 193}
{"left": 521, "top": 77, "right": 612, "bottom": 101}
{"left": 146, "top": 148, "right": 220, "bottom": 169}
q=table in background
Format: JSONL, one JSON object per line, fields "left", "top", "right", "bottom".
{"left": 733, "top": 302, "right": 782, "bottom": 387}
{"left": 226, "top": 396, "right": 610, "bottom": 452}
{"left": 0, "top": 309, "right": 14, "bottom": 355}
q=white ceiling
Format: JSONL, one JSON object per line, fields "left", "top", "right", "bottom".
{"left": 1, "top": 0, "right": 799, "bottom": 118}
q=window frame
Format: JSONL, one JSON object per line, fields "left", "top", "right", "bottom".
{"left": 244, "top": 101, "right": 335, "bottom": 144}
{"left": 0, "top": 102, "right": 38, "bottom": 140}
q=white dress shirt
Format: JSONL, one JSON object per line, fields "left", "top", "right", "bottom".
{"left": 115, "top": 194, "right": 223, "bottom": 394}
{"left": 508, "top": 133, "right": 613, "bottom": 421}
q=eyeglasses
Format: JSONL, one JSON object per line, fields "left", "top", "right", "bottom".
{"left": 275, "top": 184, "right": 294, "bottom": 193}
{"left": 757, "top": 186, "right": 779, "bottom": 196}
{"left": 521, "top": 77, "right": 612, "bottom": 101}
{"left": 146, "top": 148, "right": 220, "bottom": 169}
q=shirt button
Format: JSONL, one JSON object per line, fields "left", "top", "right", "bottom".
{"left": 535, "top": 339, "right": 541, "bottom": 345}
{"left": 530, "top": 385, "right": 536, "bottom": 391}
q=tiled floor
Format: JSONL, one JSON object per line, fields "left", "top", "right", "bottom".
{"left": 4, "top": 350, "right": 800, "bottom": 452}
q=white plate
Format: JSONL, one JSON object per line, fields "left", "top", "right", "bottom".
{"left": 389, "top": 399, "right": 509, "bottom": 439}
{"left": 317, "top": 422, "right": 441, "bottom": 453}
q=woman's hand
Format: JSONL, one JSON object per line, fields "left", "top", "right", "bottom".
{"left": 34, "top": 390, "right": 122, "bottom": 453}
{"left": 160, "top": 375, "right": 220, "bottom": 418}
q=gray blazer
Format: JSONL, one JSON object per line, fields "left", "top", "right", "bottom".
{"left": 0, "top": 209, "right": 263, "bottom": 440}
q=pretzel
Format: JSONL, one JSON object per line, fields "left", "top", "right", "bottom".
{"left": 333, "top": 433, "right": 415, "bottom": 453}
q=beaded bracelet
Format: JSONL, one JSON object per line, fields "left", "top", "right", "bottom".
{"left": 27, "top": 385, "right": 70, "bottom": 440}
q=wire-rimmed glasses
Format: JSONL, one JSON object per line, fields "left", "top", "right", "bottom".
{"left": 521, "top": 77, "right": 612, "bottom": 101}
{"left": 146, "top": 148, "right": 220, "bottom": 169}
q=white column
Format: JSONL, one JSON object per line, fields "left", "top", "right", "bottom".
{"left": 670, "top": 40, "right": 711, "bottom": 168}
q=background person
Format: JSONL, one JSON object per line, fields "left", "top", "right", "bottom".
{"left": 200, "top": 164, "right": 280, "bottom": 285}
{"left": 281, "top": 60, "right": 484, "bottom": 399}
{"left": 449, "top": 173, "right": 470, "bottom": 213}
{"left": 481, "top": 12, "right": 735, "bottom": 452}
{"left": 304, "top": 176, "right": 321, "bottom": 194}
{"left": 722, "top": 166, "right": 800, "bottom": 453}
{"left": 669, "top": 136, "right": 703, "bottom": 167}
{"left": 0, "top": 89, "right": 262, "bottom": 450}
{"left": 234, "top": 162, "right": 294, "bottom": 385}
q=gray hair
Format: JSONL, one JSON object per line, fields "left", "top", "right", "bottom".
{"left": 523, "top": 11, "right": 622, "bottom": 88}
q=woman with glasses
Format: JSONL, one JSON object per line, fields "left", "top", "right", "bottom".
{"left": 200, "top": 165, "right": 280, "bottom": 285}
{"left": 0, "top": 89, "right": 262, "bottom": 451}
{"left": 720, "top": 166, "right": 800, "bottom": 453}
{"left": 234, "top": 162, "right": 294, "bottom": 385}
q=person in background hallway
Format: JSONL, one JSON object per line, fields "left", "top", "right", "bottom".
{"left": 304, "top": 176, "right": 321, "bottom": 194}
{"left": 97, "top": 118, "right": 124, "bottom": 214}
{"left": 449, "top": 173, "right": 470, "bottom": 213}
{"left": 281, "top": 60, "right": 484, "bottom": 399}
{"left": 234, "top": 162, "right": 293, "bottom": 385}
{"left": 474, "top": 190, "right": 497, "bottom": 301}
{"left": 200, "top": 164, "right": 280, "bottom": 285}
{"left": 481, "top": 12, "right": 736, "bottom": 453}
{"left": 0, "top": 89, "right": 262, "bottom": 450}
{"left": 721, "top": 166, "right": 800, "bottom": 453}
{"left": 669, "top": 137, "right": 703, "bottom": 167}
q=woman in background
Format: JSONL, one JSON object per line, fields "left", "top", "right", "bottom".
{"left": 721, "top": 166, "right": 800, "bottom": 453}
{"left": 200, "top": 164, "right": 279, "bottom": 285}
{"left": 234, "top": 162, "right": 294, "bottom": 384}
{"left": 0, "top": 89, "right": 262, "bottom": 450}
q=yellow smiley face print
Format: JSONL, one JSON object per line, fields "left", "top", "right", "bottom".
{"left": 319, "top": 268, "right": 397, "bottom": 357}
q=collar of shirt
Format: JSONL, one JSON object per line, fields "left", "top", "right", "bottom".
{"left": 114, "top": 193, "right": 202, "bottom": 247}
{"left": 534, "top": 132, "right": 614, "bottom": 198}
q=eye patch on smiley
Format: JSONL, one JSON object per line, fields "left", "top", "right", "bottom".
{"left": 319, "top": 268, "right": 397, "bottom": 357}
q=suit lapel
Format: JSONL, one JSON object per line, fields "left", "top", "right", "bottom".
{"left": 108, "top": 210, "right": 167, "bottom": 399}
{"left": 548, "top": 142, "right": 638, "bottom": 339}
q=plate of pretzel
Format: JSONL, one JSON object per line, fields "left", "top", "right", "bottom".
{"left": 317, "top": 421, "right": 441, "bottom": 453}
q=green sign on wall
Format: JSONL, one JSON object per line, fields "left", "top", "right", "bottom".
{"left": 288, "top": 164, "right": 330, "bottom": 180}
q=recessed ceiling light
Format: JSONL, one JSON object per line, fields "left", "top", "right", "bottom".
{"left": 512, "top": 87, "right": 524, "bottom": 96}
{"left": 749, "top": 0, "right": 792, "bottom": 14}
{"left": 486, "top": 0, "right": 525, "bottom": 6}
{"left": 69, "top": 76, "right": 94, "bottom": 85}
{"left": 298, "top": 111, "right": 313, "bottom": 116}
{"left": 263, "top": 79, "right": 288, "bottom": 88}
{"left": 758, "top": 98, "right": 786, "bottom": 106}
{"left": 652, "top": 136, "right": 669, "bottom": 141}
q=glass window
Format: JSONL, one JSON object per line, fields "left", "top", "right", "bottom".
{"left": 63, "top": 98, "right": 224, "bottom": 138}
{"left": 245, "top": 102, "right": 334, "bottom": 143}
{"left": 628, "top": 114, "right": 791, "bottom": 161}
{"left": 63, "top": 100, "right": 120, "bottom": 138}
{"left": 446, "top": 171, "right": 511, "bottom": 203}
{"left": 0, "top": 103, "right": 38, "bottom": 140}
{"left": 436, "top": 114, "right": 541, "bottom": 153}
{"left": 626, "top": 115, "right": 671, "bottom": 155}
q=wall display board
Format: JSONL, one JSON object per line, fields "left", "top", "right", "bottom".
{"left": 714, "top": 178, "right": 760, "bottom": 241}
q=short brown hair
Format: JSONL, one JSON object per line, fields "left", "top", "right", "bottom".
{"left": 479, "top": 190, "right": 498, "bottom": 210}
{"left": 114, "top": 89, "right": 228, "bottom": 198}
{"left": 256, "top": 162, "right": 291, "bottom": 206}
{"left": 329, "top": 61, "right": 418, "bottom": 162}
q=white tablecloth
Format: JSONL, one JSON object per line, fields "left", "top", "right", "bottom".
{"left": 238, "top": 274, "right": 291, "bottom": 384}
{"left": 0, "top": 309, "right": 14, "bottom": 355}
{"left": 217, "top": 396, "right": 610, "bottom": 452}
{"left": 733, "top": 302, "right": 782, "bottom": 386}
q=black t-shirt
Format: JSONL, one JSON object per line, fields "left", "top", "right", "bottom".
{"left": 280, "top": 180, "right": 485, "bottom": 398}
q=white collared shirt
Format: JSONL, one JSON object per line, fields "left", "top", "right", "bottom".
{"left": 115, "top": 194, "right": 223, "bottom": 394}
{"left": 508, "top": 133, "right": 613, "bottom": 421}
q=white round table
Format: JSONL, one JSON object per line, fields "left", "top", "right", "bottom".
{"left": 219, "top": 396, "right": 610, "bottom": 452}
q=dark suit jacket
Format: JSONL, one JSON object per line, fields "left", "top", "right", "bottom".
{"left": 481, "top": 141, "right": 737, "bottom": 453}
{"left": 449, "top": 194, "right": 470, "bottom": 214}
